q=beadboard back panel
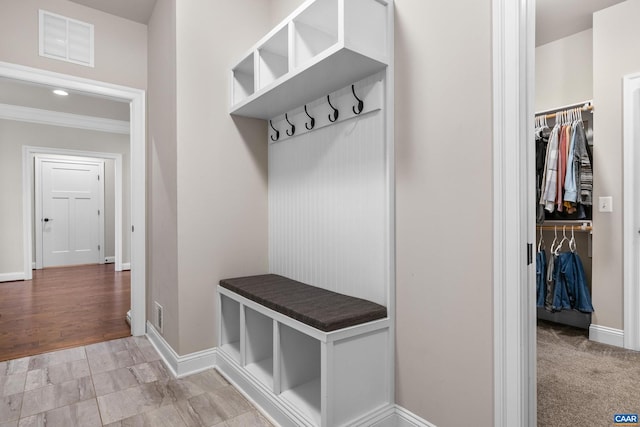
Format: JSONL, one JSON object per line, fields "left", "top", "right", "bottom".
{"left": 268, "top": 108, "right": 387, "bottom": 306}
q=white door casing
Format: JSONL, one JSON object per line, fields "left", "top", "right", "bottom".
{"left": 623, "top": 72, "right": 640, "bottom": 351}
{"left": 492, "top": 0, "right": 536, "bottom": 425}
{"left": 3, "top": 61, "right": 147, "bottom": 337}
{"left": 36, "top": 157, "right": 104, "bottom": 268}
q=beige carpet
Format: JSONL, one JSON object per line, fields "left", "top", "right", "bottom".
{"left": 538, "top": 320, "right": 640, "bottom": 426}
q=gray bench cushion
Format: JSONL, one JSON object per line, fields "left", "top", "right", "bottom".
{"left": 219, "top": 274, "right": 387, "bottom": 332}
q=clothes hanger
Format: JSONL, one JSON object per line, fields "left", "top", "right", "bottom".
{"left": 538, "top": 228, "right": 545, "bottom": 252}
{"left": 569, "top": 226, "right": 577, "bottom": 253}
{"left": 550, "top": 226, "right": 558, "bottom": 254}
{"left": 555, "top": 226, "right": 569, "bottom": 255}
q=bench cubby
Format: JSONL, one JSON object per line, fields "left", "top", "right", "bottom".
{"left": 216, "top": 275, "right": 392, "bottom": 427}
{"left": 219, "top": 294, "right": 241, "bottom": 364}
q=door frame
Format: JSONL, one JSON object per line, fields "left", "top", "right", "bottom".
{"left": 33, "top": 152, "right": 111, "bottom": 269}
{"left": 2, "top": 61, "right": 147, "bottom": 337}
{"left": 492, "top": 0, "right": 536, "bottom": 425}
{"left": 623, "top": 71, "right": 640, "bottom": 350}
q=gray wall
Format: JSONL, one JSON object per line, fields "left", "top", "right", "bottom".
{"left": 0, "top": 0, "right": 144, "bottom": 275}
{"left": 535, "top": 29, "right": 593, "bottom": 112}
{"left": 394, "top": 1, "right": 493, "bottom": 425}
{"left": 0, "top": 119, "right": 130, "bottom": 273}
{"left": 0, "top": 0, "right": 147, "bottom": 90}
{"left": 592, "top": 0, "right": 640, "bottom": 330}
{"left": 174, "top": 0, "right": 270, "bottom": 355}
{"left": 147, "top": 0, "right": 271, "bottom": 354}
{"left": 104, "top": 158, "right": 116, "bottom": 259}
{"left": 147, "top": 0, "right": 179, "bottom": 351}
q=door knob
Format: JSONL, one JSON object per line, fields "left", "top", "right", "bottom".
{"left": 43, "top": 218, "right": 52, "bottom": 222}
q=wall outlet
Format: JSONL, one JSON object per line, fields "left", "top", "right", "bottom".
{"left": 599, "top": 196, "right": 613, "bottom": 213}
{"left": 154, "top": 301, "right": 164, "bottom": 333}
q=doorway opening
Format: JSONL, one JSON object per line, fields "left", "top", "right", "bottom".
{"left": 27, "top": 149, "right": 124, "bottom": 271}
{"left": 0, "top": 61, "right": 146, "bottom": 337}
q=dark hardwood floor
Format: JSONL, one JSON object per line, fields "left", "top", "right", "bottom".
{"left": 0, "top": 264, "right": 131, "bottom": 362}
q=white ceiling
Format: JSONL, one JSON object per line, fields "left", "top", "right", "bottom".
{"left": 68, "top": 0, "right": 157, "bottom": 24}
{"left": 0, "top": 77, "right": 130, "bottom": 121}
{"left": 536, "top": 0, "right": 625, "bottom": 46}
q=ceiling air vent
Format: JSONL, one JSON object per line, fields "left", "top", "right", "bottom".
{"left": 39, "top": 10, "right": 94, "bottom": 67}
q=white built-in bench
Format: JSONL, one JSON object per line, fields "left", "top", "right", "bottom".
{"left": 216, "top": 274, "right": 392, "bottom": 427}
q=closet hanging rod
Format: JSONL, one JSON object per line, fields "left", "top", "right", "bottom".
{"left": 536, "top": 101, "right": 593, "bottom": 120}
{"left": 536, "top": 225, "right": 592, "bottom": 232}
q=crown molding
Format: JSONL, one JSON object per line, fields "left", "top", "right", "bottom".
{"left": 0, "top": 103, "right": 129, "bottom": 134}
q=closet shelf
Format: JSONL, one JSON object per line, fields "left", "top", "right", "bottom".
{"left": 536, "top": 224, "right": 592, "bottom": 232}
{"left": 229, "top": 0, "right": 390, "bottom": 119}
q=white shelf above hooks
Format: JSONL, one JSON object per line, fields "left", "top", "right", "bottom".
{"left": 229, "top": 0, "right": 390, "bottom": 119}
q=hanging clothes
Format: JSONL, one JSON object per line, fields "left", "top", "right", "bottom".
{"left": 574, "top": 120, "right": 593, "bottom": 206}
{"left": 551, "top": 251, "right": 594, "bottom": 313}
{"left": 536, "top": 124, "right": 550, "bottom": 224}
{"left": 536, "top": 106, "right": 593, "bottom": 221}
{"left": 536, "top": 249, "right": 547, "bottom": 308}
{"left": 537, "top": 235, "right": 594, "bottom": 314}
{"left": 540, "top": 124, "right": 560, "bottom": 213}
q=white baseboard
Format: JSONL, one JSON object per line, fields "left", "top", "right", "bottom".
{"left": 368, "top": 405, "right": 436, "bottom": 427}
{"left": 145, "top": 321, "right": 217, "bottom": 378}
{"left": 589, "top": 324, "right": 624, "bottom": 348}
{"left": 105, "top": 256, "right": 115, "bottom": 263}
{"left": 144, "top": 322, "right": 435, "bottom": 427}
{"left": 32, "top": 262, "right": 36, "bottom": 269}
{"left": 121, "top": 263, "right": 131, "bottom": 271}
{"left": 0, "top": 272, "right": 25, "bottom": 283}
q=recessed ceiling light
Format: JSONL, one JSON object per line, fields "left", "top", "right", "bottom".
{"left": 52, "top": 89, "right": 68, "bottom": 96}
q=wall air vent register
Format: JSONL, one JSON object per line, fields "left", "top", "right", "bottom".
{"left": 39, "top": 10, "right": 94, "bottom": 67}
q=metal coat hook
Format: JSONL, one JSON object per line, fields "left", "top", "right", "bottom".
{"left": 351, "top": 84, "right": 363, "bottom": 115}
{"left": 285, "top": 114, "right": 295, "bottom": 136}
{"left": 304, "top": 105, "right": 315, "bottom": 130}
{"left": 327, "top": 95, "right": 339, "bottom": 123}
{"left": 269, "top": 120, "right": 279, "bottom": 141}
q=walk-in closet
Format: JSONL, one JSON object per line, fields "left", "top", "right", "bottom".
{"left": 535, "top": 101, "right": 594, "bottom": 329}
{"left": 534, "top": 1, "right": 640, "bottom": 425}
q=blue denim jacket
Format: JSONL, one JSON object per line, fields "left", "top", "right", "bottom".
{"left": 551, "top": 252, "right": 594, "bottom": 313}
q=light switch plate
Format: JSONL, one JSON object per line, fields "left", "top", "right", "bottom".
{"left": 599, "top": 196, "right": 613, "bottom": 212}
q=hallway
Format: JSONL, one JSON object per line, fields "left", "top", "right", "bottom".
{"left": 0, "top": 265, "right": 131, "bottom": 362}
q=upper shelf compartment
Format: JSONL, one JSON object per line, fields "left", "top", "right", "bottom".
{"left": 230, "top": 0, "right": 390, "bottom": 119}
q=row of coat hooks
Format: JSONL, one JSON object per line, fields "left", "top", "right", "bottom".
{"left": 269, "top": 84, "right": 364, "bottom": 142}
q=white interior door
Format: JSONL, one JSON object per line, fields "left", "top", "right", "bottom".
{"left": 40, "top": 159, "right": 103, "bottom": 267}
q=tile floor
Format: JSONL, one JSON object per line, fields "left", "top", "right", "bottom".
{"left": 0, "top": 336, "right": 273, "bottom": 427}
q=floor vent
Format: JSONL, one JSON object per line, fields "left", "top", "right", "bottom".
{"left": 154, "top": 301, "right": 164, "bottom": 334}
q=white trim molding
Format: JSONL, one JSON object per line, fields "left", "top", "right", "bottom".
{"left": 369, "top": 406, "right": 437, "bottom": 427}
{"left": 0, "top": 61, "right": 146, "bottom": 337}
{"left": 492, "top": 0, "right": 536, "bottom": 426}
{"left": 144, "top": 325, "right": 436, "bottom": 427}
{"left": 105, "top": 256, "right": 115, "bottom": 263}
{"left": 0, "top": 273, "right": 26, "bottom": 283}
{"left": 0, "top": 103, "right": 129, "bottom": 134}
{"left": 121, "top": 263, "right": 131, "bottom": 271}
{"left": 589, "top": 324, "right": 625, "bottom": 348}
{"left": 24, "top": 147, "right": 123, "bottom": 273}
{"left": 146, "top": 322, "right": 218, "bottom": 379}
{"left": 623, "top": 71, "right": 640, "bottom": 351}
